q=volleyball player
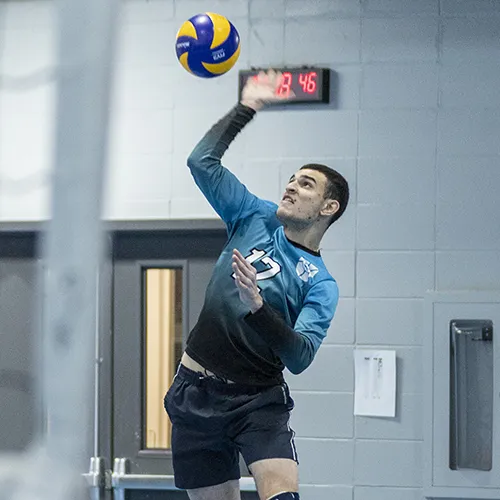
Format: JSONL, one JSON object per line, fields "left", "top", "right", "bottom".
{"left": 164, "top": 70, "right": 349, "bottom": 500}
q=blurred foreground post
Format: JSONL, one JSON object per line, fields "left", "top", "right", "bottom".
{"left": 38, "top": 0, "right": 120, "bottom": 497}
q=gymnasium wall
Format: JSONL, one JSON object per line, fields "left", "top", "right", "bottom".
{"left": 1, "top": 1, "right": 500, "bottom": 499}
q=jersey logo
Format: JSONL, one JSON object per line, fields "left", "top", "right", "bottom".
{"left": 296, "top": 256, "right": 319, "bottom": 282}
{"left": 232, "top": 248, "right": 281, "bottom": 282}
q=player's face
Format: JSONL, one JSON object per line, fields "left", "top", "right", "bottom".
{"left": 276, "top": 169, "right": 331, "bottom": 227}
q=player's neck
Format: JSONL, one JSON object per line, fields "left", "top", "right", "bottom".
{"left": 283, "top": 225, "right": 323, "bottom": 254}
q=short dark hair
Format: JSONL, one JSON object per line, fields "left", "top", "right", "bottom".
{"left": 300, "top": 163, "right": 349, "bottom": 226}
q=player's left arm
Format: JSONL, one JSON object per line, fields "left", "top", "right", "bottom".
{"left": 232, "top": 249, "right": 338, "bottom": 373}
{"left": 244, "top": 280, "right": 338, "bottom": 374}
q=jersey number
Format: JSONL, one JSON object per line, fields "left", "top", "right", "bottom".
{"left": 232, "top": 248, "right": 281, "bottom": 282}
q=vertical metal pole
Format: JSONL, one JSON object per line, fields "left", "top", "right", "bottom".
{"left": 94, "top": 274, "right": 101, "bottom": 459}
{"left": 39, "top": 0, "right": 120, "bottom": 495}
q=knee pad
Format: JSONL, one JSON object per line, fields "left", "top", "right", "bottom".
{"left": 267, "top": 493, "right": 300, "bottom": 500}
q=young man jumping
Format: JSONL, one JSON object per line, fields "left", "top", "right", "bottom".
{"left": 164, "top": 70, "right": 349, "bottom": 500}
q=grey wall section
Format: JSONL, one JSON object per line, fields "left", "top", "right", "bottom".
{"left": 0, "top": 234, "right": 38, "bottom": 451}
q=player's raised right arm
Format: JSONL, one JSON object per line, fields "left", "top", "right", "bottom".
{"left": 187, "top": 103, "right": 260, "bottom": 225}
{"left": 187, "top": 70, "right": 293, "bottom": 225}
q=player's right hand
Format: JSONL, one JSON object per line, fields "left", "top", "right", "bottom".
{"left": 240, "top": 69, "right": 294, "bottom": 111}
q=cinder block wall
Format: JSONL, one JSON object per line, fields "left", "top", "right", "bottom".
{"left": 1, "top": 1, "right": 500, "bottom": 499}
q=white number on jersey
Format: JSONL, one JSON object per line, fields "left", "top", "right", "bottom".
{"left": 232, "top": 248, "right": 281, "bottom": 282}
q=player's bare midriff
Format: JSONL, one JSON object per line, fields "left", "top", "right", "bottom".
{"left": 181, "top": 352, "right": 237, "bottom": 383}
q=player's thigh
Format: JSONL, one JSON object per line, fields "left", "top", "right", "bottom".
{"left": 249, "top": 458, "right": 298, "bottom": 500}
{"left": 187, "top": 479, "right": 240, "bottom": 500}
{"left": 234, "top": 382, "right": 297, "bottom": 464}
{"left": 165, "top": 370, "right": 241, "bottom": 490}
{"left": 233, "top": 382, "right": 298, "bottom": 489}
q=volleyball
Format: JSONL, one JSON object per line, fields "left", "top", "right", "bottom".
{"left": 175, "top": 12, "right": 241, "bottom": 78}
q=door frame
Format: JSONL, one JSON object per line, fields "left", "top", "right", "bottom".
{"left": 109, "top": 227, "right": 228, "bottom": 476}
{"left": 113, "top": 257, "right": 188, "bottom": 469}
{"left": 136, "top": 259, "right": 189, "bottom": 462}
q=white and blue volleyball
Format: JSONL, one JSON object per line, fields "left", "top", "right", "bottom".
{"left": 175, "top": 12, "right": 241, "bottom": 78}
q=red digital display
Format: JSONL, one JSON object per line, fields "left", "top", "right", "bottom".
{"left": 238, "top": 67, "right": 330, "bottom": 105}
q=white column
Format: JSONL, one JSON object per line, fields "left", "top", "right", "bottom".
{"left": 39, "top": 0, "right": 120, "bottom": 491}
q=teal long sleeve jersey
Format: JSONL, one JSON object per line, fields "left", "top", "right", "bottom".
{"left": 185, "top": 103, "right": 339, "bottom": 386}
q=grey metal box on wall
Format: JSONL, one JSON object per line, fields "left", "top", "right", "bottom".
{"left": 424, "top": 292, "right": 500, "bottom": 499}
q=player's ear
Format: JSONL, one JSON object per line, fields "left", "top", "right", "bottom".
{"left": 321, "top": 199, "right": 339, "bottom": 218}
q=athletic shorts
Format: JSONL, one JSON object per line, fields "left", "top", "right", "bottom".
{"left": 163, "top": 364, "right": 298, "bottom": 490}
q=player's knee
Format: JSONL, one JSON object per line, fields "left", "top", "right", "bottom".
{"left": 267, "top": 492, "right": 300, "bottom": 500}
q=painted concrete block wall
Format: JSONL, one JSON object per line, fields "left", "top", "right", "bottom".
{"left": 1, "top": 0, "right": 500, "bottom": 499}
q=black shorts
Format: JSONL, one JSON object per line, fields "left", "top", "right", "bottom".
{"left": 163, "top": 364, "right": 298, "bottom": 490}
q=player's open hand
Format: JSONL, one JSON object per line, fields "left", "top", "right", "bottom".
{"left": 232, "top": 249, "right": 264, "bottom": 314}
{"left": 240, "top": 69, "right": 295, "bottom": 111}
